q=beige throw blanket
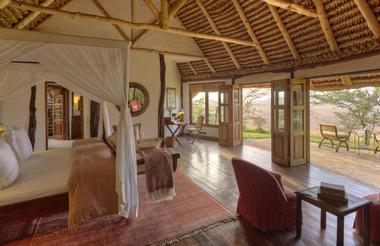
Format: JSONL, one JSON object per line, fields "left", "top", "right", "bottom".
{"left": 68, "top": 139, "right": 118, "bottom": 227}
{"left": 139, "top": 149, "right": 176, "bottom": 201}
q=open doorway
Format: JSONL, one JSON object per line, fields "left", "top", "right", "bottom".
{"left": 45, "top": 82, "right": 84, "bottom": 150}
{"left": 242, "top": 84, "right": 272, "bottom": 151}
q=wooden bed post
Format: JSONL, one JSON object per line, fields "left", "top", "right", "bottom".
{"left": 28, "top": 86, "right": 37, "bottom": 150}
{"left": 158, "top": 54, "right": 166, "bottom": 137}
{"left": 90, "top": 100, "right": 100, "bottom": 137}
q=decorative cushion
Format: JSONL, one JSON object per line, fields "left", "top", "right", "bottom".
{"left": 3, "top": 131, "right": 23, "bottom": 163}
{"left": 0, "top": 139, "right": 19, "bottom": 189}
{"left": 11, "top": 127, "right": 33, "bottom": 162}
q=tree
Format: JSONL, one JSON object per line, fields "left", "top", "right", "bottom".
{"left": 243, "top": 88, "right": 267, "bottom": 131}
{"left": 311, "top": 88, "right": 380, "bottom": 144}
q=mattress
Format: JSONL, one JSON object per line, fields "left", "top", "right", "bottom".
{"left": 0, "top": 148, "right": 71, "bottom": 206}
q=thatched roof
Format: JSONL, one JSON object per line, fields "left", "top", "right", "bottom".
{"left": 0, "top": 0, "right": 380, "bottom": 82}
{"left": 311, "top": 70, "right": 380, "bottom": 90}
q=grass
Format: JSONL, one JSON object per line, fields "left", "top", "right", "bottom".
{"left": 243, "top": 127, "right": 271, "bottom": 139}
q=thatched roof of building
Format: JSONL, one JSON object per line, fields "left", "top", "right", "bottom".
{"left": 0, "top": 0, "right": 380, "bottom": 82}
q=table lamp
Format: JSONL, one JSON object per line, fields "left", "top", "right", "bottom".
{"left": 177, "top": 108, "right": 185, "bottom": 121}
{"left": 0, "top": 122, "right": 7, "bottom": 136}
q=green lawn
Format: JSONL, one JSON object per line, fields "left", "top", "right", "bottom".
{"left": 243, "top": 127, "right": 271, "bottom": 139}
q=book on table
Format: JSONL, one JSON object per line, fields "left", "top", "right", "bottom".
{"left": 318, "top": 182, "right": 348, "bottom": 205}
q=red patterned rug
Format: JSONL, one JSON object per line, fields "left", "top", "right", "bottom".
{"left": 2, "top": 173, "right": 235, "bottom": 246}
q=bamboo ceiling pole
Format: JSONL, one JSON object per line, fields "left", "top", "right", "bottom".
{"left": 168, "top": 0, "right": 188, "bottom": 18}
{"left": 353, "top": 0, "right": 380, "bottom": 39}
{"left": 204, "top": 59, "right": 216, "bottom": 73}
{"left": 195, "top": 0, "right": 242, "bottom": 70}
{"left": 91, "top": 0, "right": 130, "bottom": 41}
{"left": 144, "top": 0, "right": 160, "bottom": 19}
{"left": 131, "top": 47, "right": 207, "bottom": 60}
{"left": 187, "top": 62, "right": 197, "bottom": 75}
{"left": 312, "top": 0, "right": 339, "bottom": 52}
{"left": 15, "top": 0, "right": 54, "bottom": 29}
{"left": 161, "top": 0, "right": 169, "bottom": 29}
{"left": 268, "top": 5, "right": 300, "bottom": 59}
{"left": 232, "top": 0, "right": 270, "bottom": 65}
{"left": 6, "top": 0, "right": 256, "bottom": 47}
{"left": 259, "top": 0, "right": 318, "bottom": 18}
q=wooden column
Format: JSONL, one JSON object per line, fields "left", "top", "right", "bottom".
{"left": 90, "top": 100, "right": 100, "bottom": 137}
{"left": 28, "top": 86, "right": 37, "bottom": 150}
{"left": 158, "top": 54, "right": 166, "bottom": 137}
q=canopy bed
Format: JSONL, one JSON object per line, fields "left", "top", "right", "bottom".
{"left": 0, "top": 28, "right": 179, "bottom": 227}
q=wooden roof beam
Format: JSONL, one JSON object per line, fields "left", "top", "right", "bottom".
{"left": 204, "top": 59, "right": 216, "bottom": 73}
{"left": 131, "top": 47, "right": 207, "bottom": 60}
{"left": 313, "top": 0, "right": 339, "bottom": 52}
{"left": 6, "top": 1, "right": 256, "bottom": 47}
{"left": 195, "top": 0, "right": 242, "bottom": 70}
{"left": 268, "top": 5, "right": 300, "bottom": 59}
{"left": 353, "top": 0, "right": 380, "bottom": 39}
{"left": 260, "top": 0, "right": 318, "bottom": 18}
{"left": 15, "top": 0, "right": 54, "bottom": 29}
{"left": 232, "top": 0, "right": 270, "bottom": 65}
{"left": 188, "top": 62, "right": 197, "bottom": 75}
{"left": 161, "top": 0, "right": 169, "bottom": 29}
{"left": 144, "top": 0, "right": 160, "bottom": 19}
{"left": 169, "top": 0, "right": 188, "bottom": 18}
{"left": 91, "top": 0, "right": 130, "bottom": 41}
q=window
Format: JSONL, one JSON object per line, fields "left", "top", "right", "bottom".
{"left": 191, "top": 91, "right": 206, "bottom": 123}
{"left": 189, "top": 83, "right": 223, "bottom": 126}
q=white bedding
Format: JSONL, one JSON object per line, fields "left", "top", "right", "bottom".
{"left": 0, "top": 148, "right": 71, "bottom": 206}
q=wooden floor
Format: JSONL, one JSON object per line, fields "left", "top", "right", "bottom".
{"left": 172, "top": 138, "right": 378, "bottom": 246}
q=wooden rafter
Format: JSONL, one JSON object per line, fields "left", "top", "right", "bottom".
{"left": 161, "top": 0, "right": 169, "bottom": 29}
{"left": 144, "top": 0, "right": 160, "bottom": 19}
{"left": 204, "top": 59, "right": 216, "bottom": 73}
{"left": 232, "top": 0, "right": 269, "bottom": 65}
{"left": 4, "top": 1, "right": 256, "bottom": 47}
{"left": 131, "top": 47, "right": 207, "bottom": 60}
{"left": 312, "top": 0, "right": 339, "bottom": 52}
{"left": 195, "top": 0, "right": 241, "bottom": 70}
{"left": 268, "top": 5, "right": 299, "bottom": 59}
{"left": 169, "top": 0, "right": 188, "bottom": 18}
{"left": 15, "top": 0, "right": 54, "bottom": 29}
{"left": 134, "top": 0, "right": 188, "bottom": 45}
{"left": 353, "top": 0, "right": 380, "bottom": 39}
{"left": 260, "top": 0, "right": 318, "bottom": 18}
{"left": 188, "top": 62, "right": 197, "bottom": 75}
{"left": 91, "top": 0, "right": 130, "bottom": 41}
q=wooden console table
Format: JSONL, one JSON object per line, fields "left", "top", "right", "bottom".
{"left": 295, "top": 187, "right": 371, "bottom": 246}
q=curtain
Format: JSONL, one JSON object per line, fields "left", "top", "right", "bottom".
{"left": 30, "top": 44, "right": 138, "bottom": 218}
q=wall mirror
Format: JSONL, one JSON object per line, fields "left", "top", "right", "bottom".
{"left": 128, "top": 82, "right": 150, "bottom": 117}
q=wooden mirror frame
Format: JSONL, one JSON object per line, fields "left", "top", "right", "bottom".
{"left": 129, "top": 82, "right": 150, "bottom": 117}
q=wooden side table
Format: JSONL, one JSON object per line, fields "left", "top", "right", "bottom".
{"left": 295, "top": 187, "right": 371, "bottom": 246}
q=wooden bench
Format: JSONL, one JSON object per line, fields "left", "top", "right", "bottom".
{"left": 319, "top": 124, "right": 351, "bottom": 152}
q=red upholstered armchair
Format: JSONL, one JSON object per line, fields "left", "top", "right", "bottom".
{"left": 231, "top": 157, "right": 297, "bottom": 232}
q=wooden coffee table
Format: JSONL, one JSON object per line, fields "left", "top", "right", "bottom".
{"left": 295, "top": 186, "right": 371, "bottom": 246}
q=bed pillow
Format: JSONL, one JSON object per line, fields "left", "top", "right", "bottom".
{"left": 0, "top": 139, "right": 19, "bottom": 189}
{"left": 11, "top": 127, "right": 33, "bottom": 162}
{"left": 3, "top": 131, "right": 23, "bottom": 163}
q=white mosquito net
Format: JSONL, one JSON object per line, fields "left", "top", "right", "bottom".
{"left": 0, "top": 28, "right": 138, "bottom": 218}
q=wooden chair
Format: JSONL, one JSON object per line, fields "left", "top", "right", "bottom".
{"left": 374, "top": 133, "right": 379, "bottom": 156}
{"left": 186, "top": 115, "right": 206, "bottom": 144}
{"left": 319, "top": 124, "right": 351, "bottom": 152}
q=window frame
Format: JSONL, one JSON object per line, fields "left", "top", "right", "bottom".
{"left": 189, "top": 82, "right": 224, "bottom": 128}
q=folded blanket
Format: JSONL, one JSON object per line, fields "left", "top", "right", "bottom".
{"left": 68, "top": 140, "right": 118, "bottom": 227}
{"left": 139, "top": 149, "right": 175, "bottom": 202}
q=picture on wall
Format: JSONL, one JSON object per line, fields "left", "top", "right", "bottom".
{"left": 166, "top": 87, "right": 176, "bottom": 113}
